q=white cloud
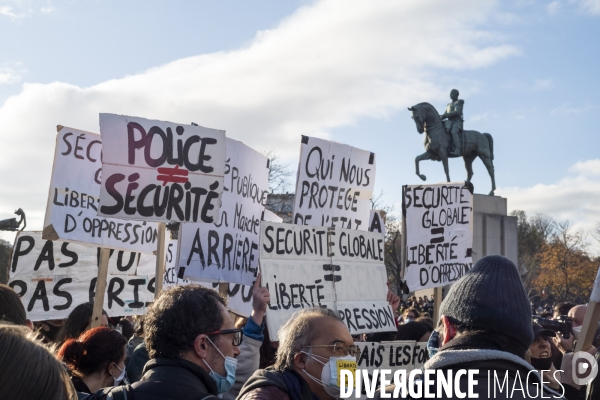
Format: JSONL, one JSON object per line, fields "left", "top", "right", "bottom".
{"left": 0, "top": 68, "right": 21, "bottom": 84}
{"left": 547, "top": 1, "right": 562, "bottom": 14}
{"left": 499, "top": 159, "right": 600, "bottom": 246}
{"left": 501, "top": 78, "right": 553, "bottom": 91}
{"left": 40, "top": 6, "right": 54, "bottom": 14}
{"left": 0, "top": 0, "right": 519, "bottom": 230}
{"left": 575, "top": 0, "right": 600, "bottom": 15}
{"left": 550, "top": 102, "right": 598, "bottom": 115}
{"left": 0, "top": 5, "right": 22, "bottom": 19}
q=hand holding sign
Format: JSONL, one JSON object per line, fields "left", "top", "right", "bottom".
{"left": 251, "top": 273, "right": 270, "bottom": 326}
{"left": 386, "top": 282, "right": 400, "bottom": 312}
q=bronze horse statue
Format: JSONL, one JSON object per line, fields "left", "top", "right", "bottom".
{"left": 408, "top": 102, "right": 496, "bottom": 195}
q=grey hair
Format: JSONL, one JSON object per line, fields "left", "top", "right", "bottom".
{"left": 274, "top": 308, "right": 340, "bottom": 371}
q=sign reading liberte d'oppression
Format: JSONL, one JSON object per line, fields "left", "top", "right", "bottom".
{"left": 98, "top": 114, "right": 226, "bottom": 223}
{"left": 43, "top": 126, "right": 158, "bottom": 253}
{"left": 260, "top": 221, "right": 395, "bottom": 340}
{"left": 293, "top": 136, "right": 375, "bottom": 230}
{"left": 403, "top": 183, "right": 473, "bottom": 291}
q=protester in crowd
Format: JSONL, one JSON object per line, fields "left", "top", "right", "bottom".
{"left": 0, "top": 322, "right": 76, "bottom": 400}
{"left": 528, "top": 323, "right": 562, "bottom": 392}
{"left": 554, "top": 302, "right": 576, "bottom": 319}
{"left": 124, "top": 285, "right": 240, "bottom": 399}
{"left": 420, "top": 255, "right": 564, "bottom": 399}
{"left": 116, "top": 317, "right": 134, "bottom": 339}
{"left": 259, "top": 323, "right": 278, "bottom": 369}
{"left": 238, "top": 307, "right": 358, "bottom": 400}
{"left": 416, "top": 316, "right": 434, "bottom": 333}
{"left": 55, "top": 302, "right": 109, "bottom": 346}
{"left": 396, "top": 321, "right": 431, "bottom": 342}
{"left": 126, "top": 315, "right": 145, "bottom": 365}
{"left": 36, "top": 319, "right": 66, "bottom": 344}
{"left": 402, "top": 307, "right": 420, "bottom": 323}
{"left": 0, "top": 283, "right": 33, "bottom": 329}
{"left": 57, "top": 326, "right": 128, "bottom": 396}
{"left": 569, "top": 305, "right": 587, "bottom": 329}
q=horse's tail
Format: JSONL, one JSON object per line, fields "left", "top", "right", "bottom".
{"left": 483, "top": 133, "right": 494, "bottom": 160}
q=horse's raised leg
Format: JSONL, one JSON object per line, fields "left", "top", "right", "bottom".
{"left": 464, "top": 155, "right": 476, "bottom": 182}
{"left": 480, "top": 155, "right": 496, "bottom": 195}
{"left": 415, "top": 152, "right": 430, "bottom": 181}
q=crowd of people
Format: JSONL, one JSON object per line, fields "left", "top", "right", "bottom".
{"left": 1, "top": 255, "right": 599, "bottom": 400}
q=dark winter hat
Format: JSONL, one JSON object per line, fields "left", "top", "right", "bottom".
{"left": 439, "top": 255, "right": 534, "bottom": 349}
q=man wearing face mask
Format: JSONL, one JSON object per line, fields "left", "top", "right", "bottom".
{"left": 128, "top": 285, "right": 241, "bottom": 400}
{"left": 529, "top": 323, "right": 562, "bottom": 391}
{"left": 238, "top": 308, "right": 359, "bottom": 400}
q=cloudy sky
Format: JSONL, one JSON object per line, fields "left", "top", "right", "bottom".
{"left": 0, "top": 0, "right": 599, "bottom": 249}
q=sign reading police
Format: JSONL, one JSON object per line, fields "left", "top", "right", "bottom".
{"left": 293, "top": 136, "right": 375, "bottom": 231}
{"left": 98, "top": 114, "right": 226, "bottom": 223}
{"left": 260, "top": 221, "right": 394, "bottom": 340}
{"left": 403, "top": 182, "right": 473, "bottom": 291}
{"left": 43, "top": 126, "right": 158, "bottom": 253}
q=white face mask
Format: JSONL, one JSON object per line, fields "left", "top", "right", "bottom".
{"left": 112, "top": 363, "right": 128, "bottom": 386}
{"left": 302, "top": 352, "right": 356, "bottom": 399}
{"left": 572, "top": 325, "right": 582, "bottom": 339}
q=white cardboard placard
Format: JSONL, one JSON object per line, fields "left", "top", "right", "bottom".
{"left": 43, "top": 126, "right": 158, "bottom": 253}
{"left": 177, "top": 138, "right": 269, "bottom": 285}
{"left": 98, "top": 114, "right": 226, "bottom": 223}
{"left": 8, "top": 232, "right": 155, "bottom": 321}
{"left": 260, "top": 221, "right": 394, "bottom": 340}
{"left": 403, "top": 183, "right": 473, "bottom": 291}
{"left": 293, "top": 136, "right": 375, "bottom": 231}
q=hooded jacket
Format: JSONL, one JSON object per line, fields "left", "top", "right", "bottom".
{"left": 411, "top": 346, "right": 566, "bottom": 400}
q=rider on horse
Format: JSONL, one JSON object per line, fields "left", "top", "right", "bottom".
{"left": 440, "top": 88, "right": 463, "bottom": 157}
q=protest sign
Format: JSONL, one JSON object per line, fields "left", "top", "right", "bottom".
{"left": 403, "top": 183, "right": 473, "bottom": 291}
{"left": 293, "top": 136, "right": 375, "bottom": 231}
{"left": 177, "top": 138, "right": 269, "bottom": 285}
{"left": 98, "top": 114, "right": 226, "bottom": 223}
{"left": 260, "top": 221, "right": 394, "bottom": 340}
{"left": 355, "top": 341, "right": 429, "bottom": 374}
{"left": 8, "top": 232, "right": 155, "bottom": 321}
{"left": 368, "top": 210, "right": 386, "bottom": 235}
{"left": 43, "top": 126, "right": 158, "bottom": 253}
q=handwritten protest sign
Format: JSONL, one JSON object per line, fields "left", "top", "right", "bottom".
{"left": 355, "top": 341, "right": 429, "bottom": 374}
{"left": 8, "top": 232, "right": 155, "bottom": 321}
{"left": 98, "top": 114, "right": 226, "bottom": 223}
{"left": 293, "top": 136, "right": 375, "bottom": 230}
{"left": 260, "top": 221, "right": 394, "bottom": 340}
{"left": 177, "top": 138, "right": 269, "bottom": 285}
{"left": 43, "top": 126, "right": 158, "bottom": 253}
{"left": 403, "top": 183, "right": 473, "bottom": 291}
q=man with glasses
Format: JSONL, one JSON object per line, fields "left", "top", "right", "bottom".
{"left": 128, "top": 284, "right": 241, "bottom": 400}
{"left": 238, "top": 308, "right": 358, "bottom": 400}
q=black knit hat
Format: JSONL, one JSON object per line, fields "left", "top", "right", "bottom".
{"left": 439, "top": 255, "right": 534, "bottom": 349}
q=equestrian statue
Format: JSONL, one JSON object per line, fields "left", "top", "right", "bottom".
{"left": 408, "top": 89, "right": 496, "bottom": 195}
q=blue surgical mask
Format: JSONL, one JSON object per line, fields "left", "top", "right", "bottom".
{"left": 203, "top": 337, "right": 238, "bottom": 393}
{"left": 427, "top": 330, "right": 440, "bottom": 359}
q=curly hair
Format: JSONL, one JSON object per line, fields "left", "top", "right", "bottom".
{"left": 144, "top": 285, "right": 226, "bottom": 359}
{"left": 274, "top": 308, "right": 340, "bottom": 371}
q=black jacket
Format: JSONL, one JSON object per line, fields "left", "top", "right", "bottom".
{"left": 237, "top": 367, "right": 314, "bottom": 400}
{"left": 130, "top": 357, "right": 219, "bottom": 400}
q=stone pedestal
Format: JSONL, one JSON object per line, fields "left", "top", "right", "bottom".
{"left": 472, "top": 194, "right": 518, "bottom": 266}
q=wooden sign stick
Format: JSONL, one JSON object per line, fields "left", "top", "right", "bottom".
{"left": 91, "top": 248, "right": 110, "bottom": 328}
{"left": 154, "top": 222, "right": 167, "bottom": 299}
{"left": 575, "top": 266, "right": 600, "bottom": 352}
